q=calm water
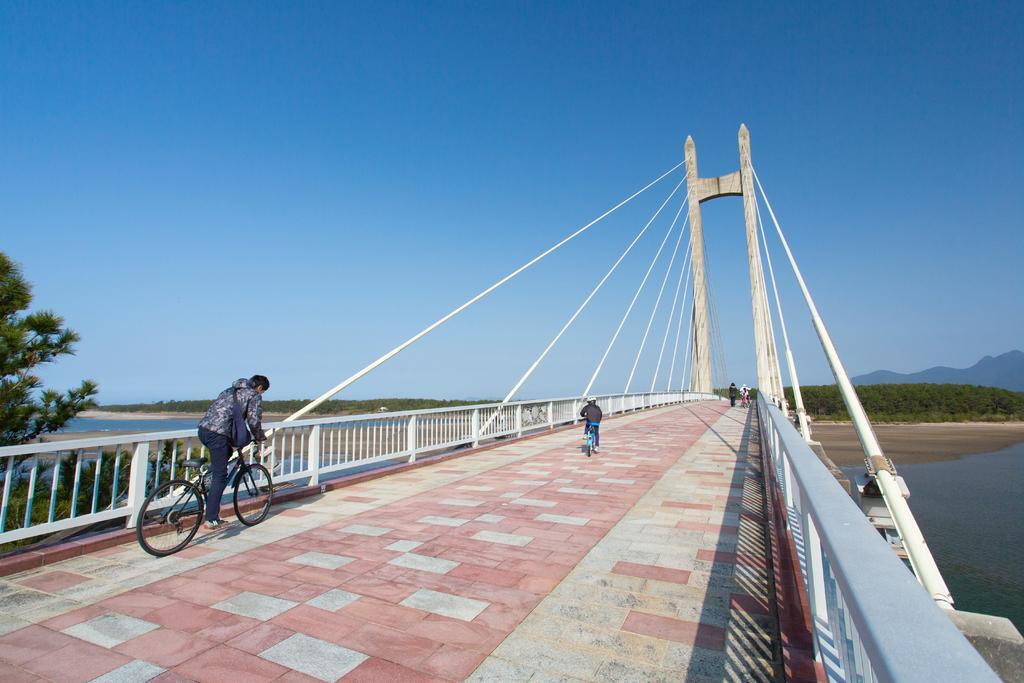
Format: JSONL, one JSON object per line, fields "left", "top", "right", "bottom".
{"left": 60, "top": 417, "right": 198, "bottom": 432}
{"left": 847, "top": 443, "right": 1024, "bottom": 631}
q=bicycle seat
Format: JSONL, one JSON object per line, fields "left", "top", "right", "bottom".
{"left": 181, "top": 458, "right": 204, "bottom": 469}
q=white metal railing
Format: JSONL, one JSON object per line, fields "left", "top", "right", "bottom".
{"left": 0, "top": 391, "right": 719, "bottom": 547}
{"left": 756, "top": 395, "right": 998, "bottom": 683}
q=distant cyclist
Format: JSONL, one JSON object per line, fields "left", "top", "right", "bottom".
{"left": 198, "top": 375, "right": 269, "bottom": 528}
{"left": 580, "top": 397, "right": 603, "bottom": 454}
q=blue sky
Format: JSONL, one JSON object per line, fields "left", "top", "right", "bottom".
{"left": 2, "top": 2, "right": 1021, "bottom": 403}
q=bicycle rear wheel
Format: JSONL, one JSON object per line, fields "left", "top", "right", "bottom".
{"left": 136, "top": 479, "right": 204, "bottom": 557}
{"left": 233, "top": 463, "right": 274, "bottom": 526}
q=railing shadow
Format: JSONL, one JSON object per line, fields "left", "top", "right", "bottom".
{"left": 683, "top": 406, "right": 783, "bottom": 683}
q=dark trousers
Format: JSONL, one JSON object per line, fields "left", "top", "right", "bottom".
{"left": 584, "top": 422, "right": 600, "bottom": 447}
{"left": 730, "top": 396, "right": 736, "bottom": 407}
{"left": 198, "top": 427, "right": 231, "bottom": 521}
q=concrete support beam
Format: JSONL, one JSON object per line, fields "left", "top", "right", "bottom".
{"left": 684, "top": 137, "right": 714, "bottom": 394}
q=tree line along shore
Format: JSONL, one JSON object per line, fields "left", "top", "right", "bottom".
{"left": 98, "top": 384, "right": 1024, "bottom": 423}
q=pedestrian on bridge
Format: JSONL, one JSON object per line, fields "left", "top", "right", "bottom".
{"left": 580, "top": 397, "right": 602, "bottom": 454}
{"left": 728, "top": 382, "right": 737, "bottom": 407}
{"left": 197, "top": 375, "right": 270, "bottom": 528}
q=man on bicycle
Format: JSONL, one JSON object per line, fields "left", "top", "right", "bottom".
{"left": 580, "top": 397, "right": 603, "bottom": 454}
{"left": 198, "top": 375, "right": 269, "bottom": 528}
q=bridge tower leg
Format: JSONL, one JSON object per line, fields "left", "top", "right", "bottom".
{"left": 683, "top": 137, "right": 714, "bottom": 394}
{"left": 739, "top": 125, "right": 784, "bottom": 399}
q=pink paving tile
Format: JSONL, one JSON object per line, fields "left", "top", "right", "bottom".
{"left": 174, "top": 643, "right": 289, "bottom": 682}
{"left": 16, "top": 570, "right": 91, "bottom": 593}
{"left": 342, "top": 597, "right": 430, "bottom": 630}
{"left": 516, "top": 574, "right": 562, "bottom": 594}
{"left": 147, "top": 601, "right": 235, "bottom": 633}
{"left": 196, "top": 612, "right": 262, "bottom": 643}
{"left": 22, "top": 638, "right": 131, "bottom": 683}
{"left": 274, "top": 583, "right": 330, "bottom": 603}
{"left": 284, "top": 565, "right": 352, "bottom": 588}
{"left": 226, "top": 573, "right": 303, "bottom": 598}
{"left": 341, "top": 574, "right": 420, "bottom": 603}
{"left": 226, "top": 622, "right": 296, "bottom": 655}
{"left": 496, "top": 557, "right": 572, "bottom": 579}
{"left": 344, "top": 657, "right": 448, "bottom": 682}
{"left": 343, "top": 495, "right": 379, "bottom": 503}
{"left": 149, "top": 576, "right": 241, "bottom": 606}
{"left": 407, "top": 614, "right": 507, "bottom": 653}
{"left": 39, "top": 604, "right": 108, "bottom": 631}
{"left": 448, "top": 563, "right": 525, "bottom": 588}
{"left": 472, "top": 603, "right": 529, "bottom": 631}
{"left": 270, "top": 604, "right": 366, "bottom": 645}
{"left": 337, "top": 622, "right": 443, "bottom": 670}
{"left": 418, "top": 643, "right": 489, "bottom": 680}
{"left": 184, "top": 565, "right": 250, "bottom": 584}
{"left": 612, "top": 561, "right": 691, "bottom": 585}
{"left": 96, "top": 590, "right": 178, "bottom": 618}
{"left": 0, "top": 660, "right": 45, "bottom": 682}
{"left": 620, "top": 611, "right": 726, "bottom": 650}
{"left": 114, "top": 628, "right": 217, "bottom": 668}
{"left": 0, "top": 625, "right": 77, "bottom": 665}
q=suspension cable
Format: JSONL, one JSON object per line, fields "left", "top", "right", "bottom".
{"left": 754, "top": 195, "right": 811, "bottom": 439}
{"left": 702, "top": 233, "right": 728, "bottom": 391}
{"left": 752, "top": 164, "right": 954, "bottom": 609}
{"left": 624, "top": 212, "right": 691, "bottom": 393}
{"left": 581, "top": 195, "right": 688, "bottom": 397}
{"left": 666, "top": 242, "right": 693, "bottom": 390}
{"left": 499, "top": 176, "right": 687, "bottom": 404}
{"left": 275, "top": 161, "right": 685, "bottom": 423}
{"left": 653, "top": 241, "right": 692, "bottom": 391}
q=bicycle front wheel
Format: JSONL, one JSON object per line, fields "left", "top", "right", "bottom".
{"left": 233, "top": 463, "right": 274, "bottom": 526}
{"left": 136, "top": 479, "right": 204, "bottom": 557}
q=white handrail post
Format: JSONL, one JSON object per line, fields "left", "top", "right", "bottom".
{"left": 308, "top": 425, "right": 321, "bottom": 486}
{"left": 471, "top": 409, "right": 480, "bottom": 448}
{"left": 516, "top": 404, "right": 523, "bottom": 438}
{"left": 547, "top": 402, "right": 554, "bottom": 430}
{"left": 125, "top": 442, "right": 150, "bottom": 528}
{"left": 407, "top": 415, "right": 418, "bottom": 463}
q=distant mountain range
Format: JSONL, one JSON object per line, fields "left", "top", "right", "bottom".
{"left": 852, "top": 350, "right": 1024, "bottom": 392}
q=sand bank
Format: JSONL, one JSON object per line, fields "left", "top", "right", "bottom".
{"left": 812, "top": 422, "right": 1024, "bottom": 466}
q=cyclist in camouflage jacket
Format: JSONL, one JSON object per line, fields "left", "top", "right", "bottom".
{"left": 199, "top": 377, "right": 268, "bottom": 442}
{"left": 198, "top": 375, "right": 269, "bottom": 527}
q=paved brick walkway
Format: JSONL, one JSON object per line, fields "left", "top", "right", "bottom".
{"left": 0, "top": 402, "right": 779, "bottom": 682}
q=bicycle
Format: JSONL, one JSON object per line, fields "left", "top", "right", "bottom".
{"left": 135, "top": 448, "right": 274, "bottom": 557}
{"left": 582, "top": 423, "right": 598, "bottom": 458}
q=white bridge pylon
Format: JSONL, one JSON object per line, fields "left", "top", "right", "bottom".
{"left": 684, "top": 125, "right": 782, "bottom": 400}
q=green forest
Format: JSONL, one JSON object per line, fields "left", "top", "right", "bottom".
{"left": 782, "top": 383, "right": 1024, "bottom": 422}
{"left": 101, "top": 397, "right": 496, "bottom": 415}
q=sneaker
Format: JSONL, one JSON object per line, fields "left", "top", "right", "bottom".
{"left": 594, "top": 447, "right": 600, "bottom": 453}
{"left": 204, "top": 519, "right": 225, "bottom": 530}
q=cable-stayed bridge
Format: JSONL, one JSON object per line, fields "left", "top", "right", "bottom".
{"left": 0, "top": 127, "right": 1011, "bottom": 682}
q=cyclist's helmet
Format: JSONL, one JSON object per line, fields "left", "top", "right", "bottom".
{"left": 586, "top": 396, "right": 597, "bottom": 403}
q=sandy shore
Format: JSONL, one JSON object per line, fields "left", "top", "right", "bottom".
{"left": 812, "top": 422, "right": 1024, "bottom": 466}
{"left": 79, "top": 410, "right": 297, "bottom": 420}
{"left": 79, "top": 410, "right": 205, "bottom": 420}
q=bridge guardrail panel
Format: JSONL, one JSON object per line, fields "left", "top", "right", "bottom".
{"left": 756, "top": 394, "right": 998, "bottom": 683}
{"left": 0, "top": 391, "right": 721, "bottom": 547}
